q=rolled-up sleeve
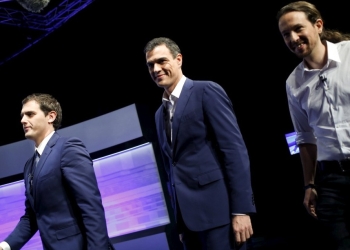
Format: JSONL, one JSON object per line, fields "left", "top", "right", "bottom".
{"left": 286, "top": 84, "right": 317, "bottom": 145}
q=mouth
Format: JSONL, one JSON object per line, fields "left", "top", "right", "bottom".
{"left": 154, "top": 74, "right": 166, "bottom": 81}
{"left": 291, "top": 40, "right": 306, "bottom": 52}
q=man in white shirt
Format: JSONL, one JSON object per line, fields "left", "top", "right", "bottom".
{"left": 0, "top": 93, "right": 114, "bottom": 250}
{"left": 277, "top": 1, "right": 350, "bottom": 249}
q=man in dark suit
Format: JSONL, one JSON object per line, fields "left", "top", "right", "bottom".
{"left": 144, "top": 37, "right": 256, "bottom": 250}
{"left": 0, "top": 93, "right": 114, "bottom": 250}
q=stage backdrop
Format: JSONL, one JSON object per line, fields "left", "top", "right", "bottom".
{"left": 0, "top": 104, "right": 179, "bottom": 250}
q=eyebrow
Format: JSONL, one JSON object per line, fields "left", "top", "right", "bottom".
{"left": 20, "top": 110, "right": 34, "bottom": 117}
{"left": 281, "top": 23, "right": 303, "bottom": 33}
{"left": 146, "top": 57, "right": 168, "bottom": 65}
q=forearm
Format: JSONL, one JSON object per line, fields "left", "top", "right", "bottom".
{"left": 62, "top": 138, "right": 110, "bottom": 246}
{"left": 299, "top": 143, "right": 317, "bottom": 185}
{"left": 202, "top": 82, "right": 254, "bottom": 213}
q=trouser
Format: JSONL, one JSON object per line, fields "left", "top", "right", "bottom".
{"left": 315, "top": 161, "right": 350, "bottom": 250}
{"left": 176, "top": 203, "right": 245, "bottom": 250}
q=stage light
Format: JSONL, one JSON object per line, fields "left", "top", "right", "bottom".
{"left": 16, "top": 0, "right": 50, "bottom": 13}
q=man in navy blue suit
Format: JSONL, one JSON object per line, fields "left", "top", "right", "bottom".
{"left": 144, "top": 37, "right": 256, "bottom": 250}
{"left": 0, "top": 93, "right": 114, "bottom": 250}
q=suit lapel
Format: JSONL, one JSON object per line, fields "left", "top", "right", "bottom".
{"left": 32, "top": 133, "right": 59, "bottom": 197}
{"left": 156, "top": 106, "right": 172, "bottom": 158}
{"left": 172, "top": 79, "right": 194, "bottom": 151}
{"left": 27, "top": 153, "right": 36, "bottom": 206}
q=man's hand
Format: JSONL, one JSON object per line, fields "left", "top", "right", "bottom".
{"left": 232, "top": 215, "right": 253, "bottom": 245}
{"left": 303, "top": 188, "right": 317, "bottom": 218}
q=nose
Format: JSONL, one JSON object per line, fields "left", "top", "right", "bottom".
{"left": 153, "top": 63, "right": 161, "bottom": 73}
{"left": 290, "top": 31, "right": 299, "bottom": 42}
{"left": 21, "top": 116, "right": 27, "bottom": 125}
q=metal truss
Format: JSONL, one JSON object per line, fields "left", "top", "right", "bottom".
{"left": 0, "top": 0, "right": 95, "bottom": 65}
{"left": 0, "top": 0, "right": 95, "bottom": 31}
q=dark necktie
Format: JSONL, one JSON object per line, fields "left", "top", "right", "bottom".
{"left": 30, "top": 151, "right": 40, "bottom": 195}
{"left": 166, "top": 102, "right": 173, "bottom": 144}
{"left": 34, "top": 150, "right": 40, "bottom": 167}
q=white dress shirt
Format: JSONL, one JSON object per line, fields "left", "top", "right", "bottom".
{"left": 162, "top": 75, "right": 186, "bottom": 142}
{"left": 36, "top": 130, "right": 55, "bottom": 156}
{"left": 286, "top": 41, "right": 350, "bottom": 161}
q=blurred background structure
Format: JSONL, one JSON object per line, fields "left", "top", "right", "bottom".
{"left": 0, "top": 0, "right": 349, "bottom": 249}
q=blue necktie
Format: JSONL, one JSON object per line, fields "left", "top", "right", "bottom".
{"left": 34, "top": 150, "right": 40, "bottom": 167}
{"left": 166, "top": 102, "right": 173, "bottom": 144}
{"left": 30, "top": 151, "right": 40, "bottom": 194}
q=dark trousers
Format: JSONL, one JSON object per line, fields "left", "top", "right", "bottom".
{"left": 177, "top": 205, "right": 244, "bottom": 250}
{"left": 315, "top": 162, "right": 350, "bottom": 250}
{"left": 181, "top": 223, "right": 246, "bottom": 250}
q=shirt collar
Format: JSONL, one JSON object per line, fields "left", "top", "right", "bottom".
{"left": 301, "top": 41, "right": 341, "bottom": 77}
{"left": 35, "top": 131, "right": 55, "bottom": 155}
{"left": 327, "top": 40, "right": 341, "bottom": 63}
{"left": 162, "top": 75, "right": 186, "bottom": 107}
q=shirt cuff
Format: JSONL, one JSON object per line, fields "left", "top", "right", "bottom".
{"left": 0, "top": 241, "right": 11, "bottom": 250}
{"left": 295, "top": 131, "right": 317, "bottom": 145}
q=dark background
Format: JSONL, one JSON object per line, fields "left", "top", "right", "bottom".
{"left": 0, "top": 0, "right": 348, "bottom": 248}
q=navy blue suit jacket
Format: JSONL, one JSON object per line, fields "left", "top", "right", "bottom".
{"left": 5, "top": 132, "right": 113, "bottom": 250}
{"left": 155, "top": 78, "right": 256, "bottom": 231}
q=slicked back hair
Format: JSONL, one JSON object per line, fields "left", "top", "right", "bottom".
{"left": 144, "top": 37, "right": 181, "bottom": 58}
{"left": 277, "top": 1, "right": 350, "bottom": 43}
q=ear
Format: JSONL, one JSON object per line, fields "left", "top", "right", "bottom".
{"left": 315, "top": 18, "right": 323, "bottom": 34}
{"left": 176, "top": 53, "right": 183, "bottom": 67}
{"left": 47, "top": 111, "right": 57, "bottom": 124}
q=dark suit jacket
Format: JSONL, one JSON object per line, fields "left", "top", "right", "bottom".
{"left": 5, "top": 132, "right": 114, "bottom": 250}
{"left": 155, "top": 78, "right": 256, "bottom": 231}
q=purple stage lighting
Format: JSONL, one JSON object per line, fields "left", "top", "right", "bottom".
{"left": 0, "top": 142, "right": 170, "bottom": 249}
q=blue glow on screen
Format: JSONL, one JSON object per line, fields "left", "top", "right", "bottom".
{"left": 0, "top": 142, "right": 169, "bottom": 249}
{"left": 285, "top": 132, "right": 300, "bottom": 155}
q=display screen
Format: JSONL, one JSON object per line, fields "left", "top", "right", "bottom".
{"left": 0, "top": 142, "right": 170, "bottom": 249}
{"left": 285, "top": 131, "right": 300, "bottom": 155}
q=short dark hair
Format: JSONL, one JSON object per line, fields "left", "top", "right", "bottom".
{"left": 22, "top": 93, "right": 62, "bottom": 130}
{"left": 144, "top": 37, "right": 181, "bottom": 58}
{"left": 276, "top": 1, "right": 350, "bottom": 43}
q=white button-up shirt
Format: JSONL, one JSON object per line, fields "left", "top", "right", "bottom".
{"left": 286, "top": 41, "right": 350, "bottom": 161}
